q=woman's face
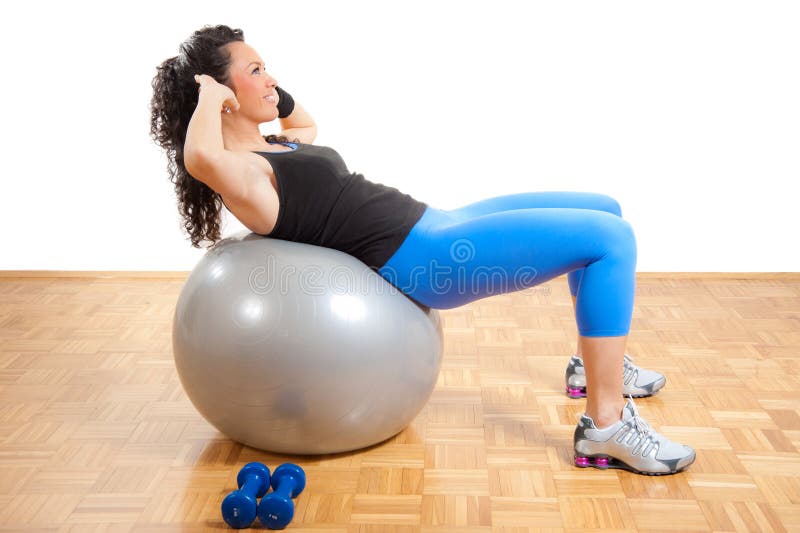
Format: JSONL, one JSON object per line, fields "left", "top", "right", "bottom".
{"left": 225, "top": 41, "right": 280, "bottom": 121}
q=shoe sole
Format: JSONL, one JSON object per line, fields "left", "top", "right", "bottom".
{"left": 573, "top": 453, "right": 695, "bottom": 476}
{"left": 565, "top": 386, "right": 659, "bottom": 399}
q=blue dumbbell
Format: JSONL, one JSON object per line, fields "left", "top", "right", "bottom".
{"left": 221, "top": 462, "right": 271, "bottom": 529}
{"left": 257, "top": 463, "right": 306, "bottom": 529}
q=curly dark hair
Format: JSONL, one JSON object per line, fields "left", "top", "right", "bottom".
{"left": 149, "top": 24, "right": 297, "bottom": 248}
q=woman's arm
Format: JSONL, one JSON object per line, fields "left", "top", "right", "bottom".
{"left": 184, "top": 84, "right": 253, "bottom": 201}
{"left": 279, "top": 101, "right": 317, "bottom": 144}
{"left": 184, "top": 87, "right": 228, "bottom": 156}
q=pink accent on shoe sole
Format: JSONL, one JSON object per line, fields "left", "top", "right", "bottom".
{"left": 574, "top": 455, "right": 609, "bottom": 468}
{"left": 566, "top": 386, "right": 586, "bottom": 398}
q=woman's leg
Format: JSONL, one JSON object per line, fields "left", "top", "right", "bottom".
{"left": 379, "top": 205, "right": 634, "bottom": 425}
{"left": 379, "top": 204, "right": 694, "bottom": 474}
{"left": 446, "top": 190, "right": 623, "bottom": 308}
{"left": 442, "top": 191, "right": 665, "bottom": 400}
{"left": 446, "top": 191, "right": 624, "bottom": 361}
{"left": 582, "top": 336, "right": 626, "bottom": 428}
{"left": 380, "top": 205, "right": 634, "bottom": 323}
{"left": 447, "top": 190, "right": 623, "bottom": 219}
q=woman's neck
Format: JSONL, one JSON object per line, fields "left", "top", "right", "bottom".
{"left": 221, "top": 121, "right": 272, "bottom": 152}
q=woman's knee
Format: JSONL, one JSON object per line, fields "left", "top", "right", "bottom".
{"left": 603, "top": 216, "right": 637, "bottom": 263}
{"left": 592, "top": 193, "right": 623, "bottom": 218}
{"left": 587, "top": 211, "right": 636, "bottom": 259}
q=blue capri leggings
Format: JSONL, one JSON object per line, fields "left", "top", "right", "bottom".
{"left": 377, "top": 191, "right": 637, "bottom": 337}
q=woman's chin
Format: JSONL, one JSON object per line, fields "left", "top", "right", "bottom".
{"left": 263, "top": 109, "right": 280, "bottom": 122}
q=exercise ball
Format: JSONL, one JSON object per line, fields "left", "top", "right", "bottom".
{"left": 172, "top": 231, "right": 444, "bottom": 455}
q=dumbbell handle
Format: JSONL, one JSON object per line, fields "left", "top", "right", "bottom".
{"left": 238, "top": 476, "right": 263, "bottom": 497}
{"left": 272, "top": 476, "right": 299, "bottom": 499}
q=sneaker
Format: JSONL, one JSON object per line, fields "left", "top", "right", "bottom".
{"left": 573, "top": 396, "right": 696, "bottom": 475}
{"left": 565, "top": 353, "right": 666, "bottom": 399}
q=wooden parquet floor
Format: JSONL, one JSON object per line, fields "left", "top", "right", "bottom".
{"left": 0, "top": 273, "right": 798, "bottom": 532}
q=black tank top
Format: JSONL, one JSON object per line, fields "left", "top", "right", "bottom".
{"left": 245, "top": 141, "right": 428, "bottom": 271}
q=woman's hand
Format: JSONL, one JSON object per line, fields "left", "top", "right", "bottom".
{"left": 193, "top": 74, "right": 240, "bottom": 114}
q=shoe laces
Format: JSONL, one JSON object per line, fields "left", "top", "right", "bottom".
{"left": 622, "top": 354, "right": 639, "bottom": 385}
{"left": 621, "top": 395, "right": 658, "bottom": 457}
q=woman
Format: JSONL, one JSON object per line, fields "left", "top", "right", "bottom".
{"left": 150, "top": 24, "right": 695, "bottom": 476}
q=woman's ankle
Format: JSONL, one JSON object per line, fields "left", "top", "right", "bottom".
{"left": 585, "top": 402, "right": 624, "bottom": 428}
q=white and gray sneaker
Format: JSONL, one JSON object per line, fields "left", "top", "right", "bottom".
{"left": 565, "top": 353, "right": 666, "bottom": 399}
{"left": 573, "top": 396, "right": 696, "bottom": 475}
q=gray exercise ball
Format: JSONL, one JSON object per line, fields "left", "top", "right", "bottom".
{"left": 172, "top": 231, "right": 444, "bottom": 455}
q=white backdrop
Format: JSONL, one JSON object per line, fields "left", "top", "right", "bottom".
{"left": 1, "top": 0, "right": 798, "bottom": 271}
